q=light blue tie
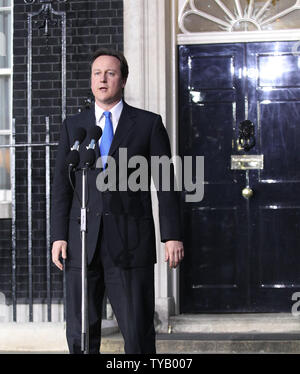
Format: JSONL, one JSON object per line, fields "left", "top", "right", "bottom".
{"left": 100, "top": 111, "right": 113, "bottom": 168}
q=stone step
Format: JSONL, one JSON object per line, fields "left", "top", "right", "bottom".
{"left": 168, "top": 313, "right": 300, "bottom": 334}
{"left": 101, "top": 332, "right": 300, "bottom": 354}
{"left": 1, "top": 314, "right": 299, "bottom": 353}
{"left": 101, "top": 313, "right": 300, "bottom": 354}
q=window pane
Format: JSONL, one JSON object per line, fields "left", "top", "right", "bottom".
{"left": 180, "top": 0, "right": 300, "bottom": 33}
{"left": 0, "top": 135, "right": 10, "bottom": 190}
{"left": 0, "top": 10, "right": 11, "bottom": 68}
{"left": 0, "top": 1, "right": 11, "bottom": 6}
{"left": 266, "top": 10, "right": 300, "bottom": 31}
{"left": 0, "top": 76, "right": 10, "bottom": 130}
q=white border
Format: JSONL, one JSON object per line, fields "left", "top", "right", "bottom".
{"left": 177, "top": 28, "right": 300, "bottom": 45}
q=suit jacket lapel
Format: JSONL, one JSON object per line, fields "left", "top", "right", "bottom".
{"left": 81, "top": 105, "right": 104, "bottom": 211}
{"left": 83, "top": 102, "right": 135, "bottom": 160}
{"left": 83, "top": 104, "right": 101, "bottom": 159}
{"left": 109, "top": 102, "right": 135, "bottom": 157}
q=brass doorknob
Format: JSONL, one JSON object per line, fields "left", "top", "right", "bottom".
{"left": 242, "top": 187, "right": 253, "bottom": 199}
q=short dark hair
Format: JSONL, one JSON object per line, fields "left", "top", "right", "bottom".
{"left": 90, "top": 49, "right": 129, "bottom": 80}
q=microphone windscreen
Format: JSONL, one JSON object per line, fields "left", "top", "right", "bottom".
{"left": 66, "top": 149, "right": 80, "bottom": 167}
{"left": 72, "top": 127, "right": 86, "bottom": 143}
{"left": 88, "top": 126, "right": 102, "bottom": 142}
{"left": 82, "top": 148, "right": 96, "bottom": 166}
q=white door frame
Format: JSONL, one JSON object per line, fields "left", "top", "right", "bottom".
{"left": 124, "top": 0, "right": 179, "bottom": 332}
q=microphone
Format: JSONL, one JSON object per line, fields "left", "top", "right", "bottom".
{"left": 82, "top": 126, "right": 102, "bottom": 167}
{"left": 66, "top": 127, "right": 87, "bottom": 168}
{"left": 71, "top": 127, "right": 86, "bottom": 151}
{"left": 87, "top": 126, "right": 102, "bottom": 150}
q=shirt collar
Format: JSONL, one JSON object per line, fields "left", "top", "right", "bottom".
{"left": 95, "top": 99, "right": 123, "bottom": 125}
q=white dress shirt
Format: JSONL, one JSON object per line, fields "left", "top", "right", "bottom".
{"left": 95, "top": 100, "right": 123, "bottom": 148}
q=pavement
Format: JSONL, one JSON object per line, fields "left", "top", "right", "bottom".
{"left": 2, "top": 332, "right": 300, "bottom": 354}
{"left": 1, "top": 314, "right": 300, "bottom": 355}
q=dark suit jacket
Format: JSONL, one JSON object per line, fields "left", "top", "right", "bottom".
{"left": 51, "top": 102, "right": 182, "bottom": 268}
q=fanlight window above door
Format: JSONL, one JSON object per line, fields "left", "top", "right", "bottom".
{"left": 179, "top": 0, "right": 300, "bottom": 33}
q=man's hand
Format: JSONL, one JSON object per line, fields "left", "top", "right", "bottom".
{"left": 52, "top": 240, "right": 67, "bottom": 271}
{"left": 165, "top": 240, "right": 184, "bottom": 269}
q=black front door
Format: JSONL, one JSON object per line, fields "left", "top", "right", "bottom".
{"left": 179, "top": 41, "right": 300, "bottom": 313}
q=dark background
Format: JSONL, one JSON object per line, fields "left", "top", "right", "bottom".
{"left": 0, "top": 0, "right": 123, "bottom": 306}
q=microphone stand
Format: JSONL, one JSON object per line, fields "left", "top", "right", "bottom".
{"left": 67, "top": 137, "right": 100, "bottom": 355}
{"left": 80, "top": 166, "right": 89, "bottom": 354}
{"left": 67, "top": 161, "right": 89, "bottom": 354}
{"left": 79, "top": 149, "right": 97, "bottom": 354}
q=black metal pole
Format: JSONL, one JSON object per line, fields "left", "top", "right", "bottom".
{"left": 81, "top": 167, "right": 89, "bottom": 354}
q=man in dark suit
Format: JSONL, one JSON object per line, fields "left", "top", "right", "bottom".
{"left": 51, "top": 49, "right": 184, "bottom": 354}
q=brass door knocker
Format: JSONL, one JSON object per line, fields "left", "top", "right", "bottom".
{"left": 238, "top": 120, "right": 256, "bottom": 152}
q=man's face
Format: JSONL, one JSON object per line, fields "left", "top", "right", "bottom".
{"left": 91, "top": 55, "right": 126, "bottom": 110}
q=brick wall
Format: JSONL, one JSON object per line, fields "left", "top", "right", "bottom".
{"left": 0, "top": 0, "right": 123, "bottom": 308}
